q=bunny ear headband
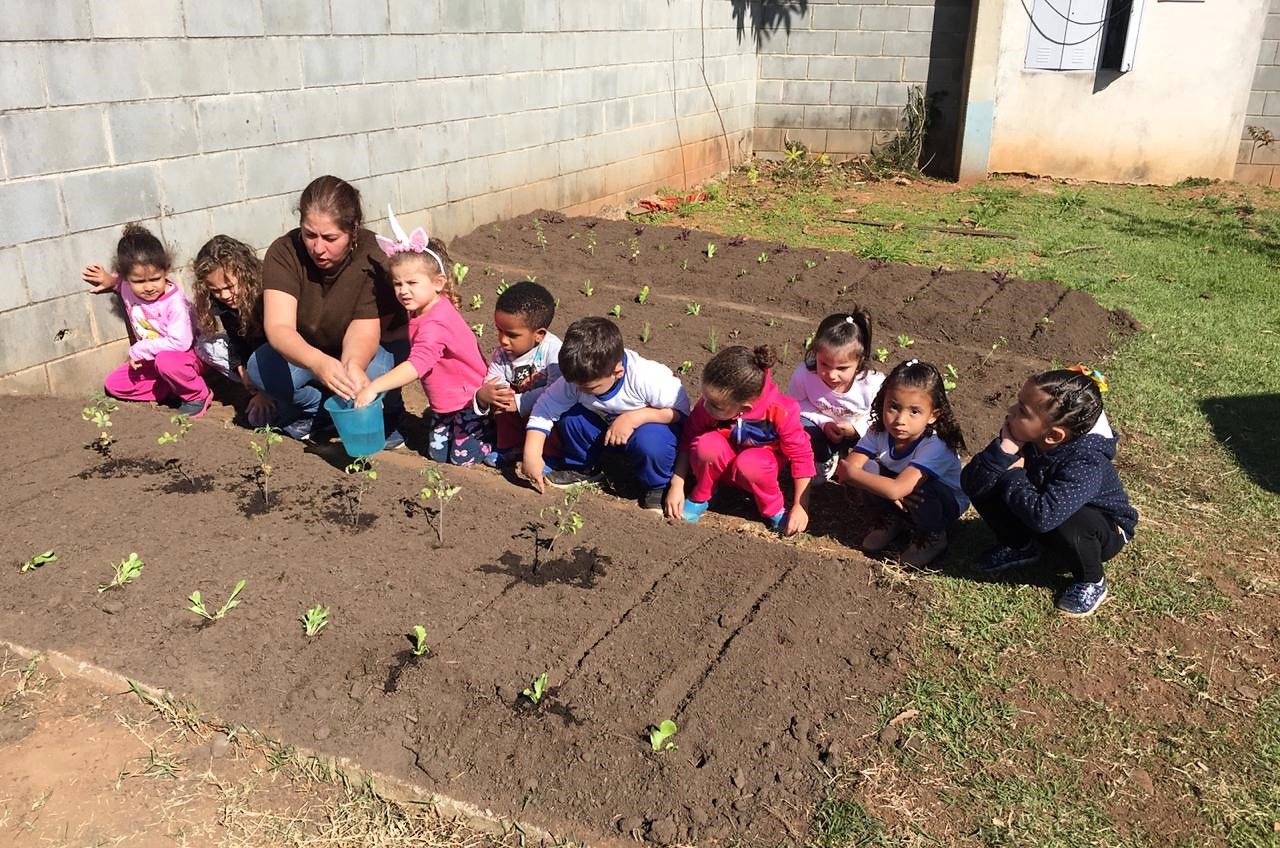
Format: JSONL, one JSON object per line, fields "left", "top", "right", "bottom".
{"left": 1068, "top": 363, "right": 1109, "bottom": 392}
{"left": 375, "top": 205, "right": 446, "bottom": 275}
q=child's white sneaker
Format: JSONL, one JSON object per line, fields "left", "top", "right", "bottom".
{"left": 861, "top": 512, "right": 905, "bottom": 553}
{"left": 901, "top": 530, "right": 948, "bottom": 567}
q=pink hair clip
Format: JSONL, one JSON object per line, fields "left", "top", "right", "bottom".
{"left": 375, "top": 205, "right": 446, "bottom": 274}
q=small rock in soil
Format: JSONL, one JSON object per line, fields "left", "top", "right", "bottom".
{"left": 760, "top": 739, "right": 775, "bottom": 757}
{"left": 312, "top": 686, "right": 331, "bottom": 701}
{"left": 806, "top": 727, "right": 821, "bottom": 745}
{"left": 313, "top": 726, "right": 331, "bottom": 741}
{"left": 210, "top": 732, "right": 231, "bottom": 758}
{"left": 731, "top": 797, "right": 752, "bottom": 812}
{"left": 690, "top": 808, "right": 710, "bottom": 826}
{"left": 1129, "top": 767, "right": 1155, "bottom": 797}
{"left": 885, "top": 648, "right": 901, "bottom": 665}
{"left": 788, "top": 715, "right": 809, "bottom": 741}
{"left": 877, "top": 726, "right": 900, "bottom": 747}
{"left": 100, "top": 599, "right": 124, "bottom": 615}
{"left": 731, "top": 767, "right": 746, "bottom": 788}
{"left": 648, "top": 817, "right": 679, "bottom": 843}
{"left": 348, "top": 681, "right": 366, "bottom": 701}
{"left": 618, "top": 816, "right": 643, "bottom": 835}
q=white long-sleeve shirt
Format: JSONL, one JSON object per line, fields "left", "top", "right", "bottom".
{"left": 786, "top": 363, "right": 884, "bottom": 437}
{"left": 527, "top": 350, "right": 690, "bottom": 433}
{"left": 473, "top": 332, "right": 562, "bottom": 417}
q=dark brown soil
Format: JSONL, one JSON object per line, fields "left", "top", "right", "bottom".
{"left": 0, "top": 217, "right": 1135, "bottom": 846}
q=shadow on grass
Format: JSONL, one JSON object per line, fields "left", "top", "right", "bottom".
{"left": 1201, "top": 394, "right": 1280, "bottom": 494}
{"left": 1099, "top": 204, "right": 1280, "bottom": 265}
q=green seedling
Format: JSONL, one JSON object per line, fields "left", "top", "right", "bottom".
{"left": 648, "top": 719, "right": 678, "bottom": 752}
{"left": 640, "top": 321, "right": 652, "bottom": 344}
{"left": 874, "top": 348, "right": 889, "bottom": 363}
{"left": 452, "top": 262, "right": 469, "bottom": 286}
{"left": 897, "top": 334, "right": 914, "bottom": 349}
{"left": 686, "top": 302, "right": 701, "bottom": 316}
{"left": 471, "top": 323, "right": 485, "bottom": 338}
{"left": 736, "top": 268, "right": 748, "bottom": 278}
{"left": 82, "top": 391, "right": 119, "bottom": 462}
{"left": 676, "top": 360, "right": 693, "bottom": 375}
{"left": 787, "top": 274, "right": 798, "bottom": 284}
{"left": 99, "top": 552, "right": 144, "bottom": 593}
{"left": 609, "top": 304, "right": 622, "bottom": 318}
{"left": 525, "top": 274, "right": 538, "bottom": 283}
{"left": 533, "top": 219, "right": 547, "bottom": 250}
{"left": 628, "top": 236, "right": 640, "bottom": 263}
{"left": 943, "top": 363, "right": 960, "bottom": 391}
{"left": 470, "top": 293, "right": 484, "bottom": 311}
{"left": 20, "top": 550, "right": 57, "bottom": 573}
{"left": 766, "top": 318, "right": 778, "bottom": 328}
{"left": 539, "top": 482, "right": 598, "bottom": 553}
{"left": 636, "top": 285, "right": 650, "bottom": 304}
{"left": 249, "top": 426, "right": 283, "bottom": 511}
{"left": 300, "top": 604, "right": 330, "bottom": 637}
{"left": 780, "top": 341, "right": 790, "bottom": 362}
{"left": 681, "top": 258, "right": 689, "bottom": 271}
{"left": 706, "top": 328, "right": 718, "bottom": 355}
{"left": 804, "top": 260, "right": 817, "bottom": 269}
{"left": 417, "top": 466, "right": 462, "bottom": 545}
{"left": 341, "top": 458, "right": 378, "bottom": 528}
{"left": 757, "top": 252, "right": 768, "bottom": 264}
{"left": 804, "top": 331, "right": 816, "bottom": 351}
{"left": 586, "top": 231, "right": 597, "bottom": 255}
{"left": 496, "top": 280, "right": 510, "bottom": 295}
{"left": 581, "top": 279, "right": 594, "bottom": 297}
{"left": 705, "top": 242, "right": 717, "bottom": 260}
{"left": 981, "top": 335, "right": 1009, "bottom": 367}
{"left": 522, "top": 672, "right": 549, "bottom": 705}
{"left": 158, "top": 414, "right": 196, "bottom": 488}
{"left": 656, "top": 243, "right": 666, "bottom": 252}
{"left": 187, "top": 579, "right": 246, "bottom": 622}
{"left": 409, "top": 625, "right": 430, "bottom": 657}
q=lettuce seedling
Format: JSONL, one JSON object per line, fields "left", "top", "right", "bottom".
{"left": 705, "top": 242, "right": 717, "bottom": 260}
{"left": 452, "top": 262, "right": 469, "bottom": 286}
{"left": 874, "top": 348, "right": 889, "bottom": 363}
{"left": 99, "top": 552, "right": 143, "bottom": 593}
{"left": 470, "top": 294, "right": 484, "bottom": 311}
{"left": 676, "top": 360, "right": 692, "bottom": 375}
{"left": 496, "top": 280, "right": 510, "bottom": 295}
{"left": 188, "top": 579, "right": 246, "bottom": 622}
{"left": 409, "top": 625, "right": 430, "bottom": 657}
{"left": 685, "top": 302, "right": 701, "bottom": 316}
{"left": 471, "top": 323, "right": 485, "bottom": 338}
{"left": 897, "top": 334, "right": 914, "bottom": 349}
{"left": 20, "top": 550, "right": 57, "bottom": 573}
{"left": 636, "top": 285, "right": 650, "bottom": 304}
{"left": 522, "top": 672, "right": 549, "bottom": 705}
{"left": 943, "top": 363, "right": 959, "bottom": 391}
{"left": 640, "top": 322, "right": 652, "bottom": 345}
{"left": 648, "top": 719, "right": 678, "bottom": 752}
{"left": 300, "top": 604, "right": 330, "bottom": 637}
{"left": 609, "top": 304, "right": 621, "bottom": 318}
{"left": 757, "top": 252, "right": 768, "bottom": 264}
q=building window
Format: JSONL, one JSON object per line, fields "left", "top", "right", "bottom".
{"left": 1024, "top": 0, "right": 1146, "bottom": 72}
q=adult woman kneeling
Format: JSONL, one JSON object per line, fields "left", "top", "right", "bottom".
{"left": 248, "top": 175, "right": 405, "bottom": 445}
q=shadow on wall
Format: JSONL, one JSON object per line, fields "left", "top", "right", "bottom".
{"left": 1201, "top": 395, "right": 1280, "bottom": 494}
{"left": 922, "top": 0, "right": 974, "bottom": 178}
{"left": 730, "top": 0, "right": 809, "bottom": 48}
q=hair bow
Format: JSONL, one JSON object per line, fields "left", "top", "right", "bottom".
{"left": 904, "top": 358, "right": 920, "bottom": 367}
{"left": 1068, "top": 364, "right": 1108, "bottom": 392}
{"left": 375, "top": 205, "right": 446, "bottom": 274}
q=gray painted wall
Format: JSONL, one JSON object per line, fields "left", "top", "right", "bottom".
{"left": 1237, "top": 0, "right": 1280, "bottom": 185}
{"left": 0, "top": 0, "right": 757, "bottom": 395}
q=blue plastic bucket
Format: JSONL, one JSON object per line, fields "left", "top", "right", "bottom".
{"left": 323, "top": 394, "right": 385, "bottom": 457}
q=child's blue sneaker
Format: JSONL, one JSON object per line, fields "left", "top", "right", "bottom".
{"left": 1056, "top": 578, "right": 1108, "bottom": 617}
{"left": 280, "top": 414, "right": 315, "bottom": 442}
{"left": 682, "top": 500, "right": 709, "bottom": 523}
{"left": 766, "top": 510, "right": 786, "bottom": 532}
{"left": 973, "top": 543, "right": 1040, "bottom": 574}
{"left": 383, "top": 429, "right": 406, "bottom": 451}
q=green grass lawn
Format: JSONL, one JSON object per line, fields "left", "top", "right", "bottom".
{"left": 661, "top": 166, "right": 1280, "bottom": 847}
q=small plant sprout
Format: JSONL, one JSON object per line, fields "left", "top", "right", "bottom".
{"left": 705, "top": 242, "right": 717, "bottom": 260}
{"left": 897, "top": 334, "right": 914, "bottom": 349}
{"left": 874, "top": 348, "right": 889, "bottom": 363}
{"left": 470, "top": 293, "right": 484, "bottom": 311}
{"left": 641, "top": 321, "right": 652, "bottom": 344}
{"left": 471, "top": 323, "right": 485, "bottom": 338}
{"left": 766, "top": 318, "right": 778, "bottom": 328}
{"left": 82, "top": 391, "right": 119, "bottom": 461}
{"left": 20, "top": 550, "right": 57, "bottom": 573}
{"left": 781, "top": 341, "right": 790, "bottom": 362}
{"left": 522, "top": 672, "right": 549, "bottom": 705}
{"left": 586, "top": 231, "right": 597, "bottom": 255}
{"left": 158, "top": 414, "right": 196, "bottom": 488}
{"left": 496, "top": 280, "right": 510, "bottom": 295}
{"left": 609, "top": 304, "right": 622, "bottom": 318}
{"left": 300, "top": 604, "right": 330, "bottom": 637}
{"left": 648, "top": 719, "right": 678, "bottom": 752}
{"left": 187, "top": 579, "right": 246, "bottom": 622}
{"left": 249, "top": 426, "right": 283, "bottom": 511}
{"left": 417, "top": 466, "right": 462, "bottom": 545}
{"left": 943, "top": 363, "right": 960, "bottom": 392}
{"left": 736, "top": 268, "right": 748, "bottom": 278}
{"left": 676, "top": 360, "right": 693, "bottom": 375}
{"left": 681, "top": 258, "right": 689, "bottom": 271}
{"left": 636, "top": 285, "right": 650, "bottom": 304}
{"left": 787, "top": 274, "right": 798, "bottom": 284}
{"left": 686, "top": 302, "right": 702, "bottom": 316}
{"left": 533, "top": 219, "right": 547, "bottom": 250}
{"left": 99, "top": 552, "right": 144, "bottom": 593}
{"left": 981, "top": 335, "right": 1009, "bottom": 367}
{"left": 342, "top": 458, "right": 378, "bottom": 528}
{"left": 804, "top": 331, "right": 816, "bottom": 351}
{"left": 804, "top": 259, "right": 817, "bottom": 270}
{"left": 452, "top": 262, "right": 469, "bottom": 286}
{"left": 409, "top": 625, "right": 430, "bottom": 658}
{"left": 707, "top": 328, "right": 719, "bottom": 355}
{"left": 540, "top": 482, "right": 599, "bottom": 553}
{"left": 628, "top": 236, "right": 640, "bottom": 263}
{"left": 581, "top": 279, "right": 594, "bottom": 297}
{"left": 757, "top": 252, "right": 768, "bottom": 264}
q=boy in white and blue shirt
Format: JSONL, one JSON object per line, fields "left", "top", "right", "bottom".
{"left": 523, "top": 317, "right": 690, "bottom": 511}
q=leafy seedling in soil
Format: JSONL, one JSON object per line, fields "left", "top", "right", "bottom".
{"left": 384, "top": 625, "right": 432, "bottom": 693}
{"left": 758, "top": 252, "right": 768, "bottom": 264}
{"left": 496, "top": 280, "right": 510, "bottom": 295}
{"left": 680, "top": 258, "right": 689, "bottom": 271}
{"left": 417, "top": 466, "right": 462, "bottom": 545}
{"left": 340, "top": 458, "right": 377, "bottom": 529}
{"left": 705, "top": 242, "right": 717, "bottom": 260}
{"left": 636, "top": 285, "right": 650, "bottom": 304}
{"left": 452, "top": 262, "right": 468, "bottom": 286}
{"left": 609, "top": 304, "right": 622, "bottom": 318}
{"left": 471, "top": 323, "right": 485, "bottom": 338}
{"left": 157, "top": 414, "right": 196, "bottom": 489}
{"left": 981, "top": 335, "right": 1009, "bottom": 368}
{"left": 676, "top": 360, "right": 693, "bottom": 375}
{"left": 581, "top": 279, "right": 594, "bottom": 297}
{"left": 99, "top": 552, "right": 144, "bottom": 593}
{"left": 533, "top": 481, "right": 600, "bottom": 569}
{"left": 585, "top": 231, "right": 597, "bottom": 256}
{"left": 188, "top": 579, "right": 246, "bottom": 622}
{"left": 628, "top": 236, "right": 640, "bottom": 263}
{"left": 248, "top": 426, "right": 283, "bottom": 511}
{"left": 804, "top": 260, "right": 817, "bottom": 269}
{"left": 943, "top": 363, "right": 960, "bottom": 392}
{"left": 20, "top": 550, "right": 57, "bottom": 573}
{"left": 706, "top": 328, "right": 718, "bottom": 355}
{"left": 409, "top": 625, "right": 430, "bottom": 657}
{"left": 686, "top": 302, "right": 702, "bottom": 316}
{"left": 874, "top": 348, "right": 889, "bottom": 363}
{"left": 522, "top": 672, "right": 549, "bottom": 705}
{"left": 532, "top": 219, "right": 547, "bottom": 250}
{"left": 82, "top": 391, "right": 119, "bottom": 465}
{"left": 648, "top": 719, "right": 678, "bottom": 752}
{"left": 470, "top": 293, "right": 484, "bottom": 310}
{"left": 897, "top": 334, "right": 914, "bottom": 349}
{"left": 780, "top": 341, "right": 790, "bottom": 362}
{"left": 300, "top": 604, "right": 330, "bottom": 637}
{"left": 640, "top": 321, "right": 652, "bottom": 344}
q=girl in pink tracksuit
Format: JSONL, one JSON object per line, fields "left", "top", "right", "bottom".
{"left": 82, "top": 224, "right": 210, "bottom": 417}
{"left": 665, "top": 345, "right": 816, "bottom": 536}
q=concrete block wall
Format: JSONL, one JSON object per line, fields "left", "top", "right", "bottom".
{"left": 1236, "top": 0, "right": 1280, "bottom": 185}
{"left": 754, "top": 0, "right": 971, "bottom": 175}
{"left": 0, "top": 0, "right": 756, "bottom": 396}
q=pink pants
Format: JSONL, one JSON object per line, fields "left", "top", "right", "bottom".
{"left": 688, "top": 430, "right": 784, "bottom": 518}
{"left": 104, "top": 349, "right": 209, "bottom": 404}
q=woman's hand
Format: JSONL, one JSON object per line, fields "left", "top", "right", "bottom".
{"left": 314, "top": 356, "right": 358, "bottom": 400}
{"left": 82, "top": 264, "right": 116, "bottom": 293}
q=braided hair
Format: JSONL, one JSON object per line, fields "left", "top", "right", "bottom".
{"left": 1029, "top": 369, "right": 1105, "bottom": 439}
{"left": 868, "top": 359, "right": 967, "bottom": 453}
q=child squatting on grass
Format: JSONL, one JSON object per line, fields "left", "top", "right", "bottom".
{"left": 354, "top": 209, "right": 494, "bottom": 466}
{"left": 522, "top": 316, "right": 691, "bottom": 512}
{"left": 191, "top": 235, "right": 273, "bottom": 427}
{"left": 666, "top": 345, "right": 816, "bottom": 536}
{"left": 83, "top": 224, "right": 213, "bottom": 418}
{"left": 837, "top": 359, "right": 968, "bottom": 567}
{"left": 472, "top": 281, "right": 562, "bottom": 467}
{"left": 960, "top": 366, "right": 1138, "bottom": 617}
{"left": 787, "top": 309, "right": 884, "bottom": 483}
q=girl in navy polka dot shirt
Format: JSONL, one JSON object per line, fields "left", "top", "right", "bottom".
{"left": 961, "top": 366, "right": 1138, "bottom": 617}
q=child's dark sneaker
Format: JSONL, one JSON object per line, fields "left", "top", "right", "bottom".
{"left": 383, "top": 429, "right": 406, "bottom": 451}
{"left": 1056, "top": 578, "right": 1108, "bottom": 617}
{"left": 546, "top": 467, "right": 604, "bottom": 488}
{"left": 766, "top": 510, "right": 786, "bottom": 532}
{"left": 901, "top": 530, "right": 948, "bottom": 567}
{"left": 817, "top": 453, "right": 839, "bottom": 482}
{"left": 973, "top": 543, "right": 1041, "bottom": 574}
{"left": 861, "top": 511, "right": 905, "bottom": 553}
{"left": 640, "top": 487, "right": 666, "bottom": 512}
{"left": 176, "top": 392, "right": 212, "bottom": 419}
{"left": 280, "top": 414, "right": 315, "bottom": 442}
{"left": 682, "top": 499, "right": 709, "bottom": 523}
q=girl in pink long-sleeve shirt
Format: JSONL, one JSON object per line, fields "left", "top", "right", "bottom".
{"left": 82, "top": 224, "right": 211, "bottom": 417}
{"left": 355, "top": 216, "right": 492, "bottom": 466}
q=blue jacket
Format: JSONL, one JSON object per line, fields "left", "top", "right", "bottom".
{"left": 961, "top": 432, "right": 1138, "bottom": 537}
